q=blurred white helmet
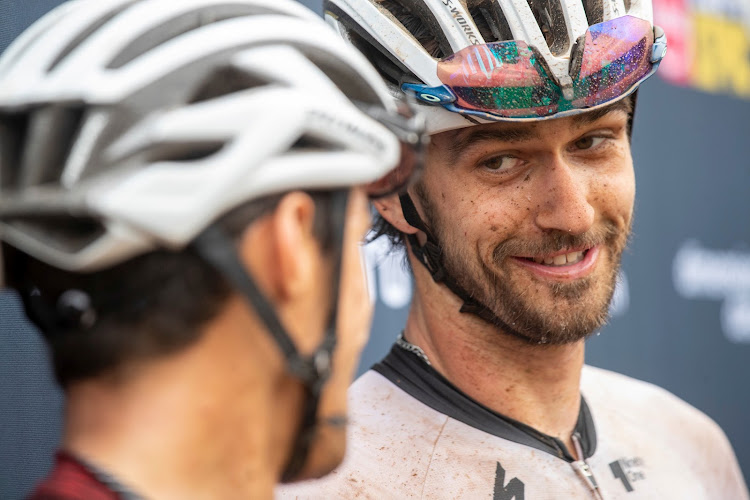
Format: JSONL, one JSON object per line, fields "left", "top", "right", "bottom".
{"left": 324, "top": 0, "right": 667, "bottom": 133}
{"left": 0, "top": 0, "right": 424, "bottom": 272}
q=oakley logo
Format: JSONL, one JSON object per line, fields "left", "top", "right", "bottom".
{"left": 441, "top": 0, "right": 481, "bottom": 45}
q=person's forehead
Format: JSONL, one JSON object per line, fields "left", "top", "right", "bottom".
{"left": 432, "top": 99, "right": 632, "bottom": 157}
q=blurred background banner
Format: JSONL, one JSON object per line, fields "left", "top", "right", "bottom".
{"left": 654, "top": 0, "right": 750, "bottom": 98}
{"left": 1, "top": 0, "right": 748, "bottom": 498}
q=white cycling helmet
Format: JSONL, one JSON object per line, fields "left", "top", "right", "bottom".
{"left": 0, "top": 0, "right": 423, "bottom": 272}
{"left": 0, "top": 0, "right": 426, "bottom": 481}
{"left": 325, "top": 0, "right": 667, "bottom": 133}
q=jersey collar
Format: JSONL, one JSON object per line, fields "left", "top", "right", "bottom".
{"left": 373, "top": 341, "right": 597, "bottom": 462}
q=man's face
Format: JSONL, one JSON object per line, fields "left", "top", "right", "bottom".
{"left": 413, "top": 103, "right": 634, "bottom": 344}
{"left": 298, "top": 187, "right": 373, "bottom": 478}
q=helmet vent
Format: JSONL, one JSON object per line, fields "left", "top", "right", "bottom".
{"left": 141, "top": 141, "right": 226, "bottom": 164}
{"left": 300, "top": 47, "right": 382, "bottom": 106}
{"left": 466, "top": 1, "right": 514, "bottom": 43}
{"left": 325, "top": 3, "right": 422, "bottom": 86}
{"left": 20, "top": 106, "right": 86, "bottom": 189}
{"left": 525, "top": 0, "right": 570, "bottom": 56}
{"left": 343, "top": 23, "right": 421, "bottom": 87}
{"left": 0, "top": 113, "right": 31, "bottom": 191}
{"left": 468, "top": 6, "right": 497, "bottom": 43}
{"left": 189, "top": 65, "right": 266, "bottom": 104}
{"left": 48, "top": 1, "right": 139, "bottom": 72}
{"left": 378, "top": 0, "right": 444, "bottom": 58}
{"left": 291, "top": 134, "right": 343, "bottom": 153}
{"left": 108, "top": 5, "right": 262, "bottom": 70}
{"left": 7, "top": 216, "right": 106, "bottom": 255}
{"left": 0, "top": 106, "right": 85, "bottom": 191}
{"left": 582, "top": 0, "right": 604, "bottom": 25}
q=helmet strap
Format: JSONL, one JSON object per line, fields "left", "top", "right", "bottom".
{"left": 192, "top": 189, "right": 349, "bottom": 482}
{"left": 398, "top": 194, "right": 536, "bottom": 342}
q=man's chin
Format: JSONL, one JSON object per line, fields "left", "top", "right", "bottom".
{"left": 481, "top": 259, "right": 619, "bottom": 344}
{"left": 495, "top": 292, "right": 613, "bottom": 345}
{"left": 522, "top": 316, "right": 606, "bottom": 345}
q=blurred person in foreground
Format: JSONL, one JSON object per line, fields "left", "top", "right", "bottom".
{"left": 279, "top": 0, "right": 749, "bottom": 498}
{"left": 0, "top": 0, "right": 425, "bottom": 498}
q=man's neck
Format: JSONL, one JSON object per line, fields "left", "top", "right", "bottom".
{"left": 62, "top": 305, "right": 287, "bottom": 500}
{"left": 404, "top": 281, "right": 585, "bottom": 457}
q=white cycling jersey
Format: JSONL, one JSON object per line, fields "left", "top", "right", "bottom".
{"left": 278, "top": 344, "right": 748, "bottom": 500}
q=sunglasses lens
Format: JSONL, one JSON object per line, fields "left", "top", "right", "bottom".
{"left": 437, "top": 41, "right": 562, "bottom": 118}
{"left": 435, "top": 16, "right": 657, "bottom": 119}
{"left": 573, "top": 16, "right": 655, "bottom": 107}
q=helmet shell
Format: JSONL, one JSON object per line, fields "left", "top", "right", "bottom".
{"left": 0, "top": 0, "right": 405, "bottom": 272}
{"left": 325, "top": 0, "right": 655, "bottom": 133}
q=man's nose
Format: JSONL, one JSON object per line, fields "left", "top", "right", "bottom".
{"left": 533, "top": 155, "right": 595, "bottom": 235}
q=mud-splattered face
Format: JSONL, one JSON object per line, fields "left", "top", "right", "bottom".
{"left": 415, "top": 103, "right": 634, "bottom": 344}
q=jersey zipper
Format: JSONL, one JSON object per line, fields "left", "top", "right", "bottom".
{"left": 571, "top": 432, "right": 605, "bottom": 500}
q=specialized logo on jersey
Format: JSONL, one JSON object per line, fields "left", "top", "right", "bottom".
{"left": 609, "top": 457, "right": 646, "bottom": 492}
{"left": 493, "top": 462, "right": 525, "bottom": 500}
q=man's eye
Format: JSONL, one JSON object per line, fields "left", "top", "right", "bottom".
{"left": 573, "top": 136, "right": 606, "bottom": 150}
{"left": 481, "top": 155, "right": 521, "bottom": 171}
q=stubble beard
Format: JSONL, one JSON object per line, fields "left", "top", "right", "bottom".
{"left": 417, "top": 185, "right": 631, "bottom": 345}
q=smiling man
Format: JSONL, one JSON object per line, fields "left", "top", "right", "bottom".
{"left": 278, "top": 0, "right": 749, "bottom": 498}
{"left": 416, "top": 99, "right": 634, "bottom": 351}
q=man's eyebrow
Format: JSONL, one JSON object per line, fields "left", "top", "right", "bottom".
{"left": 572, "top": 99, "right": 632, "bottom": 126}
{"left": 446, "top": 126, "right": 540, "bottom": 163}
{"left": 444, "top": 99, "right": 633, "bottom": 163}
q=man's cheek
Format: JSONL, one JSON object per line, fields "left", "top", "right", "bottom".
{"left": 591, "top": 174, "right": 635, "bottom": 224}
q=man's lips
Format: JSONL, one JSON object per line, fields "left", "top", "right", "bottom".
{"left": 511, "top": 246, "right": 600, "bottom": 280}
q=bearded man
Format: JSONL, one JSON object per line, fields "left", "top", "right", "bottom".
{"left": 278, "top": 0, "right": 749, "bottom": 498}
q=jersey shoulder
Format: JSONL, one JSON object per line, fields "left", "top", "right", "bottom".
{"left": 581, "top": 364, "right": 712, "bottom": 427}
{"left": 581, "top": 364, "right": 747, "bottom": 493}
{"left": 277, "top": 370, "right": 448, "bottom": 499}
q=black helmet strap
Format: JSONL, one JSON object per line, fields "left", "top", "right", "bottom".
{"left": 398, "top": 193, "right": 534, "bottom": 342}
{"left": 193, "top": 189, "right": 349, "bottom": 482}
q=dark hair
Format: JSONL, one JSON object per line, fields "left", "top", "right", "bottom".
{"left": 367, "top": 181, "right": 426, "bottom": 261}
{"left": 5, "top": 191, "right": 337, "bottom": 388}
{"left": 379, "top": 0, "right": 442, "bottom": 57}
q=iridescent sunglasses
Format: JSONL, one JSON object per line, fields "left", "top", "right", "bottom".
{"left": 402, "top": 16, "right": 667, "bottom": 121}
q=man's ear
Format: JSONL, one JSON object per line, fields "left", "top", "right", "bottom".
{"left": 238, "top": 192, "right": 320, "bottom": 303}
{"left": 372, "top": 193, "right": 419, "bottom": 235}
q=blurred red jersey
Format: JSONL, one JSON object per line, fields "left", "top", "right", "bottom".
{"left": 28, "top": 452, "right": 120, "bottom": 500}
